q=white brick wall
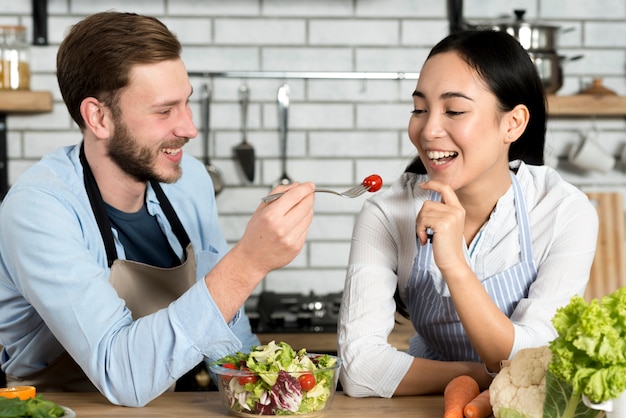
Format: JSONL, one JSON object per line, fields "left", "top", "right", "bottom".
{"left": 3, "top": 0, "right": 626, "bottom": 295}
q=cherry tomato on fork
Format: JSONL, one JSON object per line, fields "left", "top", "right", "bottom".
{"left": 362, "top": 174, "right": 383, "bottom": 192}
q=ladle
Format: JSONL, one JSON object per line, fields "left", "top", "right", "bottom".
{"left": 201, "top": 83, "right": 225, "bottom": 195}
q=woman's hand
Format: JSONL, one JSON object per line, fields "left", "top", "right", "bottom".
{"left": 416, "top": 180, "right": 467, "bottom": 275}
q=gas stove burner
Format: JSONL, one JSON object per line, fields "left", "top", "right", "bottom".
{"left": 246, "top": 291, "right": 342, "bottom": 333}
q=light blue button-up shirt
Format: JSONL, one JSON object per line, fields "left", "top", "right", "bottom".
{"left": 0, "top": 144, "right": 259, "bottom": 406}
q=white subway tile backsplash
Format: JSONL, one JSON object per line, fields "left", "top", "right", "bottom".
{"left": 262, "top": 0, "right": 353, "bottom": 17}
{"left": 284, "top": 103, "right": 354, "bottom": 129}
{"left": 168, "top": 0, "right": 260, "bottom": 16}
{"left": 70, "top": 1, "right": 165, "bottom": 15}
{"left": 585, "top": 22, "right": 626, "bottom": 47}
{"left": 464, "top": 1, "right": 537, "bottom": 19}
{"left": 262, "top": 47, "right": 353, "bottom": 71}
{"left": 163, "top": 17, "right": 212, "bottom": 45}
{"left": 541, "top": 0, "right": 626, "bottom": 19}
{"left": 355, "top": 47, "right": 429, "bottom": 72}
{"left": 4, "top": 0, "right": 626, "bottom": 296}
{"left": 356, "top": 0, "right": 444, "bottom": 18}
{"left": 357, "top": 103, "right": 411, "bottom": 129}
{"left": 401, "top": 20, "right": 449, "bottom": 46}
{"left": 309, "top": 132, "right": 400, "bottom": 158}
{"left": 566, "top": 49, "right": 626, "bottom": 75}
{"left": 182, "top": 46, "right": 260, "bottom": 72}
{"left": 23, "top": 133, "right": 80, "bottom": 158}
{"left": 309, "top": 20, "right": 399, "bottom": 46}
{"left": 307, "top": 79, "right": 402, "bottom": 102}
{"left": 215, "top": 18, "right": 306, "bottom": 45}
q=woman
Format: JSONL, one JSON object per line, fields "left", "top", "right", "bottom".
{"left": 337, "top": 30, "right": 598, "bottom": 397}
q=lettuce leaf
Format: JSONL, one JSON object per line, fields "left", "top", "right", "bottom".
{"left": 548, "top": 287, "right": 626, "bottom": 404}
{"left": 542, "top": 370, "right": 600, "bottom": 418}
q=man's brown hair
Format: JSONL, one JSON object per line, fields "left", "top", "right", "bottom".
{"left": 56, "top": 12, "right": 182, "bottom": 130}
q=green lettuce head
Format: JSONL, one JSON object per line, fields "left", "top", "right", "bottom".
{"left": 548, "top": 286, "right": 626, "bottom": 404}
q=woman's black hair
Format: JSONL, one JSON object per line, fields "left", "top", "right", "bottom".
{"left": 397, "top": 30, "right": 547, "bottom": 319}
{"left": 405, "top": 29, "right": 547, "bottom": 175}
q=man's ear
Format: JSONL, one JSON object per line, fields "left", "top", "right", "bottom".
{"left": 505, "top": 104, "right": 530, "bottom": 144}
{"left": 80, "top": 97, "right": 112, "bottom": 139}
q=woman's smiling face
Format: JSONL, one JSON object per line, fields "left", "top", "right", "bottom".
{"left": 409, "top": 51, "right": 514, "bottom": 194}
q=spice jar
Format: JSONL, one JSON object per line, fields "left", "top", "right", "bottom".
{"left": 0, "top": 25, "right": 30, "bottom": 90}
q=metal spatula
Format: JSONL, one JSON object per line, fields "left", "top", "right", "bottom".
{"left": 233, "top": 83, "right": 255, "bottom": 182}
{"left": 274, "top": 83, "right": 292, "bottom": 187}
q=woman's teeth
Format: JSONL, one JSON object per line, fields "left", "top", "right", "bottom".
{"left": 427, "top": 151, "right": 458, "bottom": 165}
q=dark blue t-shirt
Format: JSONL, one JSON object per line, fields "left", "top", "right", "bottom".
{"left": 105, "top": 202, "right": 180, "bottom": 268}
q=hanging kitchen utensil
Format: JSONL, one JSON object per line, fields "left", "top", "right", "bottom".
{"left": 274, "top": 83, "right": 292, "bottom": 186}
{"left": 233, "top": 83, "right": 255, "bottom": 182}
{"left": 201, "top": 83, "right": 224, "bottom": 195}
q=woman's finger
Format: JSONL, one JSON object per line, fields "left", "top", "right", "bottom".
{"left": 419, "top": 180, "right": 461, "bottom": 207}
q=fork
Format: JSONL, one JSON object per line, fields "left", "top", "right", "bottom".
{"left": 261, "top": 183, "right": 370, "bottom": 203}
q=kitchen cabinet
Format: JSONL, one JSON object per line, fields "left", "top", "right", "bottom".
{"left": 547, "top": 95, "right": 626, "bottom": 116}
{"left": 0, "top": 90, "right": 53, "bottom": 198}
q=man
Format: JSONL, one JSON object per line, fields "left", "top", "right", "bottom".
{"left": 0, "top": 12, "right": 315, "bottom": 407}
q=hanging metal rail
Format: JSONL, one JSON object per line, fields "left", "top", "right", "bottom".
{"left": 187, "top": 71, "right": 420, "bottom": 80}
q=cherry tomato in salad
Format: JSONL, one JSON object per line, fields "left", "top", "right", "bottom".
{"left": 237, "top": 368, "right": 258, "bottom": 385}
{"left": 237, "top": 375, "right": 258, "bottom": 385}
{"left": 222, "top": 363, "right": 238, "bottom": 370}
{"left": 362, "top": 174, "right": 383, "bottom": 192}
{"left": 298, "top": 372, "right": 316, "bottom": 391}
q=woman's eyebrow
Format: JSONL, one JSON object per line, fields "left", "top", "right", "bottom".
{"left": 412, "top": 90, "right": 473, "bottom": 101}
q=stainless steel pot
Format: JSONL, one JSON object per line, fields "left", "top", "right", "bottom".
{"left": 446, "top": 3, "right": 582, "bottom": 94}
{"left": 528, "top": 52, "right": 562, "bottom": 94}
{"left": 528, "top": 52, "right": 582, "bottom": 94}
{"left": 484, "top": 10, "right": 562, "bottom": 51}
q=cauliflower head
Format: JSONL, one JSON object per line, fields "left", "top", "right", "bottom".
{"left": 490, "top": 346, "right": 552, "bottom": 418}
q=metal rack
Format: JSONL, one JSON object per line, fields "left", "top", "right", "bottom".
{"left": 187, "top": 71, "right": 420, "bottom": 80}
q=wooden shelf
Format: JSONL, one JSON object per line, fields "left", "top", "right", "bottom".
{"left": 0, "top": 90, "right": 52, "bottom": 113}
{"left": 547, "top": 94, "right": 626, "bottom": 116}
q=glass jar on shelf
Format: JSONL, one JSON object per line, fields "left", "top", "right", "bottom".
{"left": 0, "top": 25, "right": 30, "bottom": 90}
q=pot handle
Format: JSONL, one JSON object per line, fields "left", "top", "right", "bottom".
{"left": 562, "top": 54, "right": 584, "bottom": 62}
{"left": 560, "top": 26, "right": 576, "bottom": 34}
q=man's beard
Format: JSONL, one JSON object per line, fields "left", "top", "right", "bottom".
{"left": 107, "top": 119, "right": 184, "bottom": 184}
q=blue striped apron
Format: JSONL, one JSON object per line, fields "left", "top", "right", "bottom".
{"left": 405, "top": 173, "right": 537, "bottom": 362}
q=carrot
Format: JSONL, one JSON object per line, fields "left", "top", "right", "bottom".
{"left": 464, "top": 389, "right": 492, "bottom": 418}
{"left": 443, "top": 375, "right": 480, "bottom": 418}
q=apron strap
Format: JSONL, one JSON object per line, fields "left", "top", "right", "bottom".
{"left": 80, "top": 142, "right": 191, "bottom": 267}
{"left": 150, "top": 180, "right": 191, "bottom": 249}
{"left": 80, "top": 142, "right": 118, "bottom": 267}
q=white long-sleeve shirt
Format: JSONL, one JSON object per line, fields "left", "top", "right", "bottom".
{"left": 338, "top": 161, "right": 598, "bottom": 397}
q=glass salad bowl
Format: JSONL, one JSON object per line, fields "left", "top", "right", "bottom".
{"left": 209, "top": 341, "right": 341, "bottom": 417}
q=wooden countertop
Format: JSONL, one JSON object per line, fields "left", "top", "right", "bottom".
{"left": 42, "top": 391, "right": 444, "bottom": 417}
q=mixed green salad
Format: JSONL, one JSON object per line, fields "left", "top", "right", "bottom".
{"left": 210, "top": 341, "right": 339, "bottom": 415}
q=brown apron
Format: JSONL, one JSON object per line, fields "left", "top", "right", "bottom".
{"left": 7, "top": 143, "right": 196, "bottom": 391}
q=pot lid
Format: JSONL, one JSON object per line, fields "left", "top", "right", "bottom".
{"left": 488, "top": 9, "right": 560, "bottom": 30}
